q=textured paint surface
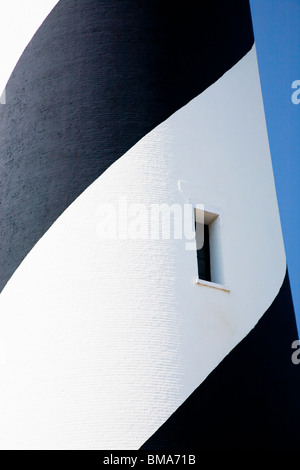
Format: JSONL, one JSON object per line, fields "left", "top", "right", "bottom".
{"left": 142, "top": 273, "right": 300, "bottom": 450}
{"left": 0, "top": 0, "right": 253, "bottom": 293}
{"left": 1, "top": 0, "right": 297, "bottom": 452}
{"left": 0, "top": 47, "right": 286, "bottom": 449}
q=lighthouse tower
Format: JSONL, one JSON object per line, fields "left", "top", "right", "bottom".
{"left": 0, "top": 0, "right": 299, "bottom": 450}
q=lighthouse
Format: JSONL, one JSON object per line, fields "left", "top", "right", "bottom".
{"left": 0, "top": 0, "right": 299, "bottom": 450}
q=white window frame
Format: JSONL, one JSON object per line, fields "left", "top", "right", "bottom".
{"left": 193, "top": 204, "right": 230, "bottom": 292}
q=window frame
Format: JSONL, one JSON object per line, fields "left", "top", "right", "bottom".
{"left": 193, "top": 205, "right": 229, "bottom": 292}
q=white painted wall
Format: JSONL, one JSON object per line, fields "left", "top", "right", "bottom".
{"left": 0, "top": 46, "right": 285, "bottom": 449}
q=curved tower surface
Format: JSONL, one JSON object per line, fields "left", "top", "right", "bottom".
{"left": 0, "top": 0, "right": 299, "bottom": 450}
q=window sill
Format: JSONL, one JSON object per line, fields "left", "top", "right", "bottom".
{"left": 195, "top": 278, "right": 230, "bottom": 292}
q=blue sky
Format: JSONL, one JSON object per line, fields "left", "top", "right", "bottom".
{"left": 250, "top": 0, "right": 300, "bottom": 333}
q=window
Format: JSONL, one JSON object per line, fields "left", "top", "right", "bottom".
{"left": 195, "top": 223, "right": 211, "bottom": 282}
{"left": 194, "top": 206, "right": 229, "bottom": 292}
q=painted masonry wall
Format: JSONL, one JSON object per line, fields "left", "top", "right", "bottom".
{"left": 0, "top": 45, "right": 286, "bottom": 449}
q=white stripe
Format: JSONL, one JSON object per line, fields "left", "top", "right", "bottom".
{"left": 0, "top": 46, "right": 285, "bottom": 449}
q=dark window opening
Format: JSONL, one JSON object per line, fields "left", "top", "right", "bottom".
{"left": 196, "top": 223, "right": 211, "bottom": 282}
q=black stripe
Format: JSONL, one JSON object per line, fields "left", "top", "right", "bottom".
{"left": 0, "top": 0, "right": 253, "bottom": 291}
{"left": 140, "top": 272, "right": 300, "bottom": 450}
